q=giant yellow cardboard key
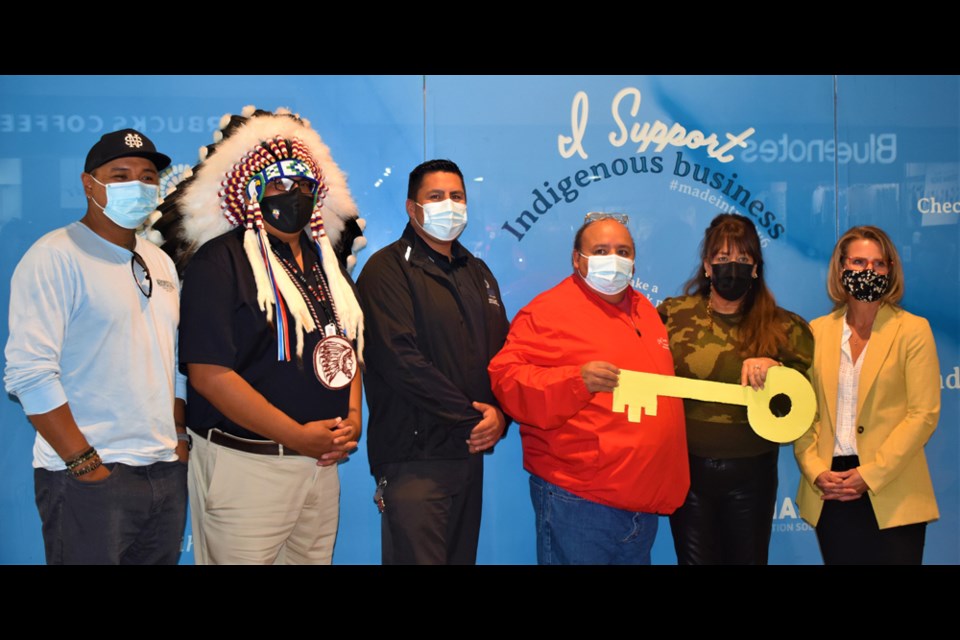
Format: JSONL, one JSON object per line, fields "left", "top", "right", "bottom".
{"left": 611, "top": 366, "right": 816, "bottom": 443}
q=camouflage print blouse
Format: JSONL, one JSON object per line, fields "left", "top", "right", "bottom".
{"left": 657, "top": 295, "right": 814, "bottom": 459}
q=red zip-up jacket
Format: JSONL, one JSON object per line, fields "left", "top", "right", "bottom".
{"left": 489, "top": 275, "right": 689, "bottom": 513}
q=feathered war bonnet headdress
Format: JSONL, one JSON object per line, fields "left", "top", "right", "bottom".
{"left": 153, "top": 106, "right": 366, "bottom": 362}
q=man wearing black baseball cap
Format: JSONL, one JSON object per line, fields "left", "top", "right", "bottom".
{"left": 84, "top": 128, "right": 172, "bottom": 173}
{"left": 4, "top": 129, "right": 189, "bottom": 564}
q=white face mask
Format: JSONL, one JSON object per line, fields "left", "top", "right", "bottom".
{"left": 578, "top": 252, "right": 634, "bottom": 295}
{"left": 89, "top": 176, "right": 159, "bottom": 229}
{"left": 416, "top": 199, "right": 468, "bottom": 242}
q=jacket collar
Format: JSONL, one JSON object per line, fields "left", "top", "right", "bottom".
{"left": 820, "top": 303, "right": 902, "bottom": 424}
{"left": 818, "top": 308, "right": 845, "bottom": 430}
{"left": 856, "top": 303, "right": 901, "bottom": 418}
{"left": 570, "top": 272, "right": 637, "bottom": 317}
{"left": 401, "top": 222, "right": 468, "bottom": 272}
{"left": 263, "top": 229, "right": 318, "bottom": 272}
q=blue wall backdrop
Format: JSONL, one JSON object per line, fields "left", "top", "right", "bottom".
{"left": 1, "top": 75, "right": 956, "bottom": 564}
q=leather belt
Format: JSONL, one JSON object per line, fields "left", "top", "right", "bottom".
{"left": 208, "top": 428, "right": 303, "bottom": 457}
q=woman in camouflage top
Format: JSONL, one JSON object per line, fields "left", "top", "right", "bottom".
{"left": 658, "top": 214, "right": 813, "bottom": 564}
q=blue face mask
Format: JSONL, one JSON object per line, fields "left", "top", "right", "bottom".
{"left": 578, "top": 252, "right": 634, "bottom": 295}
{"left": 90, "top": 176, "right": 159, "bottom": 229}
{"left": 416, "top": 199, "right": 468, "bottom": 241}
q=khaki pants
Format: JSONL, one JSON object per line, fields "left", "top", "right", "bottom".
{"left": 188, "top": 429, "right": 340, "bottom": 565}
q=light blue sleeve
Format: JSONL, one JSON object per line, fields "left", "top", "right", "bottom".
{"left": 3, "top": 243, "right": 72, "bottom": 415}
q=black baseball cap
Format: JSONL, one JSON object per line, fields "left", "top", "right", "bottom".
{"left": 84, "top": 129, "right": 172, "bottom": 173}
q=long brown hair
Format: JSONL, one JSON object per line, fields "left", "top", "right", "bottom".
{"left": 683, "top": 214, "right": 788, "bottom": 357}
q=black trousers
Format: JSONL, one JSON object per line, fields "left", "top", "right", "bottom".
{"left": 669, "top": 450, "right": 779, "bottom": 565}
{"left": 816, "top": 455, "right": 926, "bottom": 565}
{"left": 376, "top": 455, "right": 484, "bottom": 565}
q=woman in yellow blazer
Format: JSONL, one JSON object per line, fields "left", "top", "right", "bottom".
{"left": 794, "top": 226, "right": 940, "bottom": 564}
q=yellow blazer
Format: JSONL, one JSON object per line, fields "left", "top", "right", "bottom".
{"left": 794, "top": 304, "right": 940, "bottom": 529}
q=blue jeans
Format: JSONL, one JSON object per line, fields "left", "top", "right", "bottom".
{"left": 35, "top": 461, "right": 187, "bottom": 565}
{"left": 529, "top": 474, "right": 658, "bottom": 565}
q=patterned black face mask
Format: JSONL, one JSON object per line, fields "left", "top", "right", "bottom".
{"left": 841, "top": 269, "right": 890, "bottom": 302}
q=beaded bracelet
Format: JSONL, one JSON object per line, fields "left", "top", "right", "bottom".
{"left": 70, "top": 454, "right": 103, "bottom": 478}
{"left": 65, "top": 447, "right": 97, "bottom": 470}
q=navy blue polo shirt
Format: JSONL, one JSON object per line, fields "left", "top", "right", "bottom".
{"left": 179, "top": 227, "right": 351, "bottom": 440}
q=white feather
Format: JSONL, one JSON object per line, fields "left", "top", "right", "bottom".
{"left": 266, "top": 242, "right": 317, "bottom": 357}
{"left": 243, "top": 227, "right": 320, "bottom": 359}
{"left": 142, "top": 228, "right": 165, "bottom": 246}
{"left": 178, "top": 109, "right": 366, "bottom": 361}
{"left": 179, "top": 111, "right": 359, "bottom": 255}
{"left": 317, "top": 233, "right": 363, "bottom": 362}
{"left": 242, "top": 228, "right": 275, "bottom": 325}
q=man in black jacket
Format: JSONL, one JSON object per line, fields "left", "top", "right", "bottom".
{"left": 357, "top": 159, "right": 509, "bottom": 564}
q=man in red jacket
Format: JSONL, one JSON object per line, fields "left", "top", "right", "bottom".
{"left": 488, "top": 213, "right": 689, "bottom": 564}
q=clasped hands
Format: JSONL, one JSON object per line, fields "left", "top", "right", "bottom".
{"left": 814, "top": 468, "right": 869, "bottom": 501}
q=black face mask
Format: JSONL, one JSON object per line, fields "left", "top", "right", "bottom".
{"left": 260, "top": 191, "right": 315, "bottom": 233}
{"left": 841, "top": 269, "right": 890, "bottom": 302}
{"left": 710, "top": 262, "right": 755, "bottom": 302}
